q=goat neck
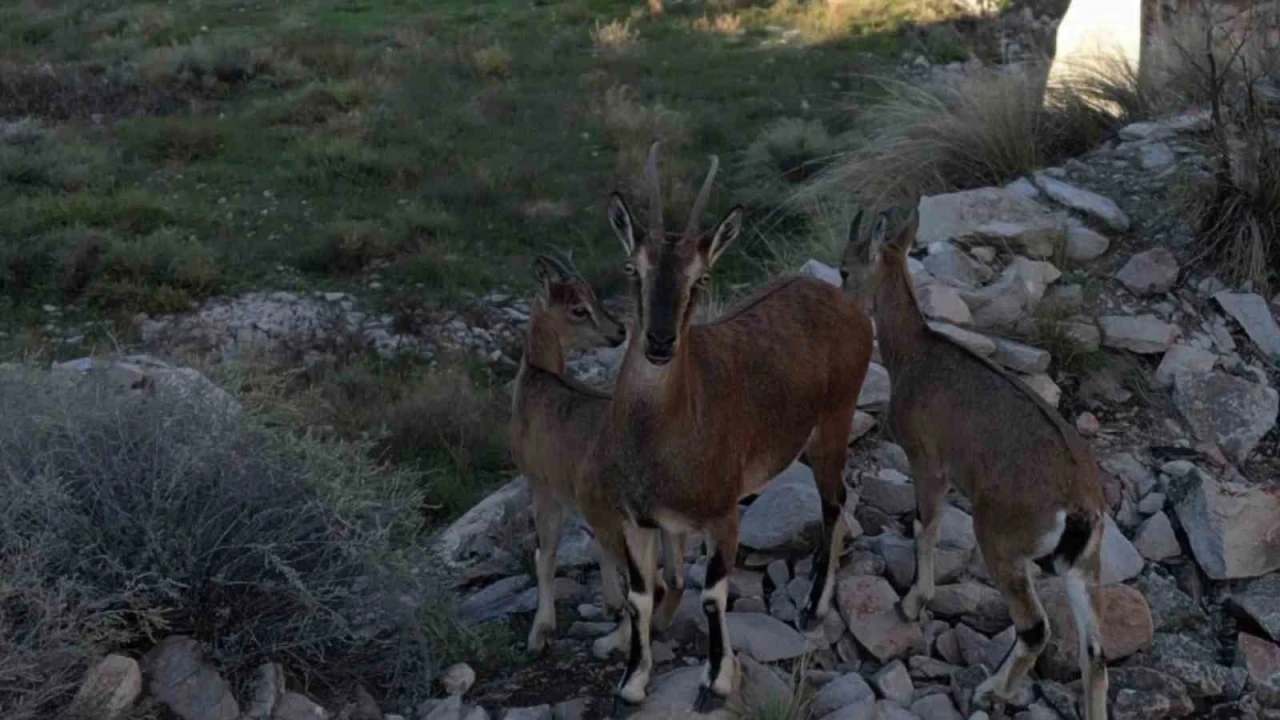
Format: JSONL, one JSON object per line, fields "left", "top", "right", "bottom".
{"left": 872, "top": 249, "right": 930, "bottom": 378}
{"left": 523, "top": 306, "right": 567, "bottom": 376}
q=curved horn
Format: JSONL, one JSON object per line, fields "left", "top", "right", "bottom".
{"left": 536, "top": 247, "right": 581, "bottom": 281}
{"left": 682, "top": 154, "right": 719, "bottom": 241}
{"left": 646, "top": 141, "right": 663, "bottom": 241}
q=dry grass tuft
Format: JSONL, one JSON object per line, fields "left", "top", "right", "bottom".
{"left": 692, "top": 12, "right": 744, "bottom": 37}
{"left": 591, "top": 18, "right": 637, "bottom": 53}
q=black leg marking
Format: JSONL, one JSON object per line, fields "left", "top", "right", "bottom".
{"left": 703, "top": 549, "right": 728, "bottom": 690}
{"left": 1018, "top": 619, "right": 1048, "bottom": 653}
{"left": 621, "top": 544, "right": 646, "bottom": 689}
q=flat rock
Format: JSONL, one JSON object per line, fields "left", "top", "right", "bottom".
{"left": 802, "top": 259, "right": 843, "bottom": 287}
{"left": 1229, "top": 573, "right": 1280, "bottom": 641}
{"left": 709, "top": 613, "right": 807, "bottom": 663}
{"left": 740, "top": 462, "right": 821, "bottom": 552}
{"left": 910, "top": 694, "right": 964, "bottom": 720}
{"left": 1154, "top": 344, "right": 1217, "bottom": 389}
{"left": 928, "top": 583, "right": 1010, "bottom": 633}
{"left": 1214, "top": 292, "right": 1280, "bottom": 359}
{"left": 1173, "top": 371, "right": 1278, "bottom": 465}
{"left": 1033, "top": 173, "right": 1131, "bottom": 231}
{"left": 70, "top": 655, "right": 143, "bottom": 720}
{"left": 1019, "top": 373, "right": 1061, "bottom": 408}
{"left": 1140, "top": 142, "right": 1176, "bottom": 170}
{"left": 738, "top": 654, "right": 794, "bottom": 715}
{"left": 1119, "top": 111, "right": 1210, "bottom": 140}
{"left": 1065, "top": 222, "right": 1110, "bottom": 262}
{"left": 991, "top": 337, "right": 1051, "bottom": 374}
{"left": 874, "top": 660, "right": 915, "bottom": 705}
{"left": 1100, "top": 315, "right": 1179, "bottom": 353}
{"left": 1100, "top": 452, "right": 1157, "bottom": 497}
{"left": 628, "top": 667, "right": 735, "bottom": 720}
{"left": 552, "top": 699, "right": 587, "bottom": 720}
{"left": 919, "top": 284, "right": 973, "bottom": 326}
{"left": 838, "top": 575, "right": 923, "bottom": 662}
{"left": 812, "top": 672, "right": 875, "bottom": 719}
{"left": 859, "top": 363, "right": 892, "bottom": 408}
{"left": 1037, "top": 581, "right": 1153, "bottom": 681}
{"left": 141, "top": 637, "right": 239, "bottom": 720}
{"left": 1101, "top": 514, "right": 1145, "bottom": 585}
{"left": 1116, "top": 248, "right": 1179, "bottom": 296}
{"left": 459, "top": 575, "right": 534, "bottom": 625}
{"left": 928, "top": 322, "right": 996, "bottom": 356}
{"left": 1140, "top": 633, "right": 1246, "bottom": 700}
{"left": 918, "top": 188, "right": 1066, "bottom": 259}
{"left": 1107, "top": 668, "right": 1193, "bottom": 720}
{"left": 1134, "top": 571, "right": 1209, "bottom": 634}
{"left": 273, "top": 693, "right": 328, "bottom": 720}
{"left": 923, "top": 244, "right": 993, "bottom": 290}
{"left": 1240, "top": 633, "right": 1280, "bottom": 686}
{"left": 434, "top": 477, "right": 529, "bottom": 570}
{"left": 1134, "top": 511, "right": 1181, "bottom": 561}
{"left": 863, "top": 469, "right": 917, "bottom": 516}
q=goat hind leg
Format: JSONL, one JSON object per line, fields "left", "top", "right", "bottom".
{"left": 901, "top": 465, "right": 946, "bottom": 621}
{"left": 527, "top": 488, "right": 565, "bottom": 654}
{"left": 592, "top": 525, "right": 631, "bottom": 660}
{"left": 1069, "top": 547, "right": 1109, "bottom": 720}
{"left": 973, "top": 559, "right": 1048, "bottom": 712}
{"left": 800, "top": 418, "right": 851, "bottom": 630}
{"left": 653, "top": 530, "right": 687, "bottom": 634}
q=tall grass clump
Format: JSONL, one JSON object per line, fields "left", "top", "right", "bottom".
{"left": 0, "top": 367, "right": 438, "bottom": 719}
{"left": 812, "top": 68, "right": 1113, "bottom": 209}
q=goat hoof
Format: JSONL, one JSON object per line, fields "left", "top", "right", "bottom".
{"left": 611, "top": 695, "right": 641, "bottom": 719}
{"left": 694, "top": 686, "right": 727, "bottom": 714}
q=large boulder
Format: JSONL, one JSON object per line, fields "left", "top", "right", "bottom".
{"left": 69, "top": 655, "right": 143, "bottom": 720}
{"left": 1214, "top": 292, "right": 1280, "bottom": 360}
{"left": 1228, "top": 573, "right": 1280, "bottom": 641}
{"left": 52, "top": 355, "right": 240, "bottom": 415}
{"left": 1174, "top": 471, "right": 1280, "bottom": 580}
{"left": 917, "top": 188, "right": 1066, "bottom": 259}
{"left": 433, "top": 477, "right": 529, "bottom": 571}
{"left": 1037, "top": 581, "right": 1153, "bottom": 681}
{"left": 1100, "top": 315, "right": 1179, "bottom": 354}
{"left": 1173, "top": 372, "right": 1278, "bottom": 464}
{"left": 141, "top": 637, "right": 240, "bottom": 720}
{"left": 740, "top": 463, "right": 822, "bottom": 552}
{"left": 837, "top": 575, "right": 923, "bottom": 662}
{"left": 1153, "top": 344, "right": 1217, "bottom": 389}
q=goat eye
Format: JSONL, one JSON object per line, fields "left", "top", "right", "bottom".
{"left": 571, "top": 307, "right": 589, "bottom": 318}
{"left": 697, "top": 274, "right": 711, "bottom": 286}
{"left": 840, "top": 269, "right": 850, "bottom": 280}
{"left": 624, "top": 262, "right": 637, "bottom": 276}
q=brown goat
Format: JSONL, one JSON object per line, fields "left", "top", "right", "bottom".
{"left": 593, "top": 143, "right": 874, "bottom": 714}
{"left": 511, "top": 251, "right": 687, "bottom": 658}
{"left": 840, "top": 208, "right": 1108, "bottom": 720}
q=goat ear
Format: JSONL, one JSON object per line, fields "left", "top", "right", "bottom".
{"left": 700, "top": 206, "right": 744, "bottom": 268}
{"left": 608, "top": 193, "right": 640, "bottom": 256}
{"left": 868, "top": 210, "right": 892, "bottom": 259}
{"left": 886, "top": 208, "right": 918, "bottom": 255}
{"left": 533, "top": 257, "right": 556, "bottom": 299}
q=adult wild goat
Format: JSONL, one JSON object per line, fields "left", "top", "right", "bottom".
{"left": 840, "top": 208, "right": 1108, "bottom": 719}
{"left": 595, "top": 142, "right": 874, "bottom": 713}
{"left": 511, "top": 251, "right": 687, "bottom": 658}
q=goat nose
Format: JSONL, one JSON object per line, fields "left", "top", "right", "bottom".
{"left": 645, "top": 331, "right": 674, "bottom": 352}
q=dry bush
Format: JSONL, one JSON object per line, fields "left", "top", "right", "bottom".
{"left": 811, "top": 67, "right": 1111, "bottom": 209}
{"left": 692, "top": 12, "right": 744, "bottom": 37}
{"left": 594, "top": 84, "right": 694, "bottom": 212}
{"left": 737, "top": 117, "right": 837, "bottom": 209}
{"left": 591, "top": 18, "right": 638, "bottom": 53}
{"left": 0, "top": 368, "right": 435, "bottom": 719}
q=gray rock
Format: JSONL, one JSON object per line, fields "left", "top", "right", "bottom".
{"left": 273, "top": 693, "right": 328, "bottom": 720}
{"left": 1230, "top": 574, "right": 1280, "bottom": 641}
{"left": 879, "top": 533, "right": 918, "bottom": 591}
{"left": 1134, "top": 512, "right": 1180, "bottom": 562}
{"left": 1005, "top": 177, "right": 1040, "bottom": 199}
{"left": 802, "top": 259, "right": 843, "bottom": 288}
{"left": 1064, "top": 222, "right": 1110, "bottom": 262}
{"left": 982, "top": 626, "right": 1016, "bottom": 675}
{"left": 434, "top": 477, "right": 529, "bottom": 570}
{"left": 1154, "top": 344, "right": 1218, "bottom": 389}
{"left": 739, "top": 654, "right": 794, "bottom": 715}
{"left": 1118, "top": 110, "right": 1210, "bottom": 140}
{"left": 1100, "top": 315, "right": 1179, "bottom": 354}
{"left": 1214, "top": 292, "right": 1280, "bottom": 359}
{"left": 1062, "top": 320, "right": 1101, "bottom": 352}
{"left": 733, "top": 597, "right": 766, "bottom": 614}
{"left": 1101, "top": 452, "right": 1157, "bottom": 497}
{"left": 730, "top": 570, "right": 764, "bottom": 600}
{"left": 939, "top": 506, "right": 977, "bottom": 551}
{"left": 909, "top": 656, "right": 959, "bottom": 682}
{"left": 928, "top": 583, "right": 1010, "bottom": 633}
{"left": 928, "top": 322, "right": 996, "bottom": 356}
{"left": 69, "top": 655, "right": 143, "bottom": 720}
{"left": 918, "top": 188, "right": 1066, "bottom": 259}
{"left": 551, "top": 699, "right": 588, "bottom": 720}
{"left": 1033, "top": 173, "right": 1131, "bottom": 231}
{"left": 1139, "top": 493, "right": 1166, "bottom": 515}
{"left": 1107, "top": 668, "right": 1194, "bottom": 720}
{"left": 875, "top": 442, "right": 913, "bottom": 475}
{"left": 459, "top": 575, "right": 534, "bottom": 625}
{"left": 140, "top": 636, "right": 239, "bottom": 720}
{"left": 1134, "top": 571, "right": 1208, "bottom": 634}
{"left": 787, "top": 577, "right": 812, "bottom": 607}
{"left": 863, "top": 700, "right": 920, "bottom": 720}
{"left": 923, "top": 245, "right": 993, "bottom": 290}
{"left": 910, "top": 694, "right": 964, "bottom": 720}
{"left": 704, "top": 613, "right": 806, "bottom": 663}
{"left": 969, "top": 293, "right": 1027, "bottom": 331}
{"left": 935, "top": 628, "right": 962, "bottom": 666}
{"left": 770, "top": 587, "right": 798, "bottom": 624}
{"left": 1019, "top": 374, "right": 1061, "bottom": 407}
{"left": 863, "top": 469, "right": 918, "bottom": 516}
{"left": 767, "top": 559, "right": 790, "bottom": 591}
{"left": 740, "top": 463, "right": 821, "bottom": 551}
{"left": 919, "top": 285, "right": 973, "bottom": 326}
{"left": 501, "top": 706, "right": 552, "bottom": 720}
{"left": 1116, "top": 248, "right": 1180, "bottom": 296}
{"left": 440, "top": 663, "right": 476, "bottom": 697}
{"left": 991, "top": 337, "right": 1051, "bottom": 374}
{"left": 812, "top": 672, "right": 876, "bottom": 719}
{"left": 244, "top": 663, "right": 284, "bottom": 719}
{"left": 1140, "top": 633, "right": 1242, "bottom": 700}
{"left": 838, "top": 575, "right": 923, "bottom": 662}
{"left": 626, "top": 666, "right": 736, "bottom": 720}
{"left": 1101, "top": 515, "right": 1145, "bottom": 585}
{"left": 1173, "top": 372, "right": 1278, "bottom": 465}
{"left": 860, "top": 363, "right": 892, "bottom": 408}
{"left": 1140, "top": 142, "right": 1177, "bottom": 170}
{"left": 875, "top": 661, "right": 915, "bottom": 705}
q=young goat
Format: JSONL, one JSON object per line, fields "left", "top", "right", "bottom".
{"left": 595, "top": 142, "right": 874, "bottom": 714}
{"left": 840, "top": 208, "right": 1108, "bottom": 719}
{"left": 511, "top": 251, "right": 686, "bottom": 658}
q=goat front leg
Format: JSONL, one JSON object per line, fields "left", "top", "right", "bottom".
{"left": 613, "top": 523, "right": 659, "bottom": 717}
{"left": 592, "top": 527, "right": 632, "bottom": 660}
{"left": 527, "top": 487, "right": 565, "bottom": 654}
{"left": 901, "top": 464, "right": 946, "bottom": 621}
{"left": 695, "top": 517, "right": 740, "bottom": 713}
{"left": 654, "top": 530, "right": 687, "bottom": 634}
